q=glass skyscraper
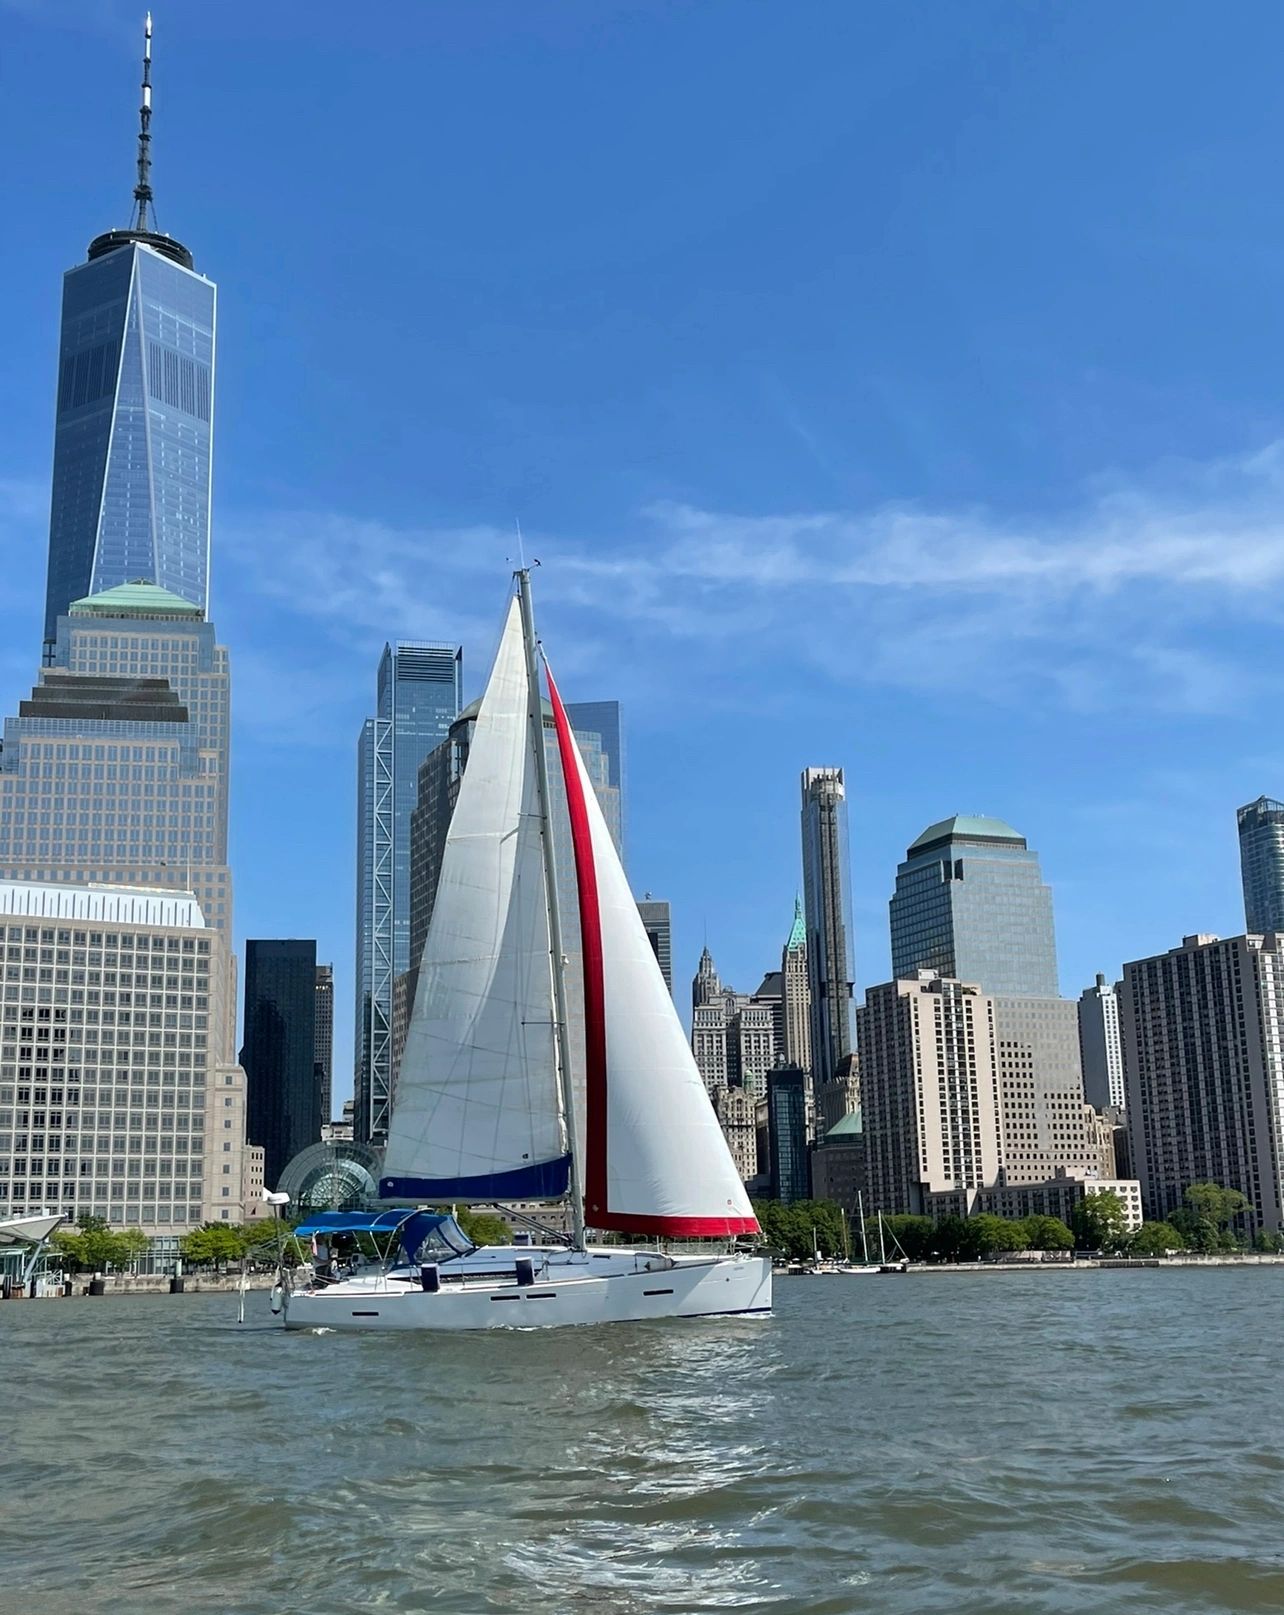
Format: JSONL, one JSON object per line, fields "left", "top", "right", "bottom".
{"left": 800, "top": 767, "right": 856, "bottom": 1087}
{"left": 44, "top": 233, "right": 215, "bottom": 653}
{"left": 561, "top": 700, "right": 623, "bottom": 852}
{"left": 355, "top": 642, "right": 462, "bottom": 1143}
{"left": 241, "top": 939, "right": 321, "bottom": 1191}
{"left": 889, "top": 815, "right": 1058, "bottom": 997}
{"left": 42, "top": 14, "right": 215, "bottom": 655}
{"left": 766, "top": 1066, "right": 811, "bottom": 1204}
{"left": 1238, "top": 796, "right": 1284, "bottom": 935}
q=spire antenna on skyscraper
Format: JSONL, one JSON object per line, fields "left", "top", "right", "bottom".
{"left": 132, "top": 12, "right": 155, "bottom": 231}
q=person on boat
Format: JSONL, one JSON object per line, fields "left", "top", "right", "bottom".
{"left": 313, "top": 1236, "right": 333, "bottom": 1282}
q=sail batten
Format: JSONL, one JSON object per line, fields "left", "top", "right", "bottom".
{"left": 380, "top": 597, "right": 568, "bottom": 1202}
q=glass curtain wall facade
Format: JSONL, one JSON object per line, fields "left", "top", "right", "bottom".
{"left": 241, "top": 939, "right": 320, "bottom": 1191}
{"left": 1238, "top": 797, "right": 1284, "bottom": 935}
{"left": 562, "top": 701, "right": 623, "bottom": 853}
{"left": 800, "top": 768, "right": 855, "bottom": 1087}
{"left": 767, "top": 1065, "right": 810, "bottom": 1203}
{"left": 354, "top": 643, "right": 462, "bottom": 1143}
{"left": 314, "top": 964, "right": 334, "bottom": 1125}
{"left": 889, "top": 816, "right": 1058, "bottom": 998}
{"left": 44, "top": 240, "right": 215, "bottom": 652}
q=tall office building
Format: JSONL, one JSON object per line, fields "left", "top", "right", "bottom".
{"left": 692, "top": 999, "right": 732, "bottom": 1095}
{"left": 0, "top": 584, "right": 233, "bottom": 935}
{"left": 730, "top": 997, "right": 780, "bottom": 1101}
{"left": 1121, "top": 933, "right": 1284, "bottom": 1233}
{"left": 811, "top": 1111, "right": 867, "bottom": 1217}
{"left": 992, "top": 994, "right": 1098, "bottom": 1185}
{"left": 1078, "top": 973, "right": 1125, "bottom": 1111}
{"left": 688, "top": 950, "right": 782, "bottom": 1101}
{"left": 314, "top": 963, "right": 334, "bottom": 1124}
{"left": 817, "top": 1053, "right": 861, "bottom": 1136}
{"left": 766, "top": 1066, "right": 810, "bottom": 1203}
{"left": 889, "top": 816, "right": 1058, "bottom": 998}
{"left": 1238, "top": 797, "right": 1284, "bottom": 935}
{"left": 560, "top": 700, "right": 624, "bottom": 852}
{"left": 781, "top": 897, "right": 812, "bottom": 1076}
{"left": 354, "top": 642, "right": 461, "bottom": 1142}
{"left": 637, "top": 898, "right": 672, "bottom": 996}
{"left": 713, "top": 1086, "right": 759, "bottom": 1183}
{"left": 859, "top": 974, "right": 1002, "bottom": 1218}
{"left": 241, "top": 940, "right": 321, "bottom": 1191}
{"left": 43, "top": 17, "right": 215, "bottom": 655}
{"left": 0, "top": 879, "right": 249, "bottom": 1234}
{"left": 692, "top": 946, "right": 721, "bottom": 1014}
{"left": 800, "top": 768, "right": 855, "bottom": 1086}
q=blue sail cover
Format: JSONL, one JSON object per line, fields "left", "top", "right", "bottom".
{"left": 380, "top": 1153, "right": 572, "bottom": 1204}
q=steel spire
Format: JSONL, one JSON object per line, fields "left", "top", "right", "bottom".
{"left": 132, "top": 12, "right": 155, "bottom": 230}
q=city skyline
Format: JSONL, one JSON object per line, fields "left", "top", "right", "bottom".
{"left": 4, "top": 7, "right": 1284, "bottom": 1105}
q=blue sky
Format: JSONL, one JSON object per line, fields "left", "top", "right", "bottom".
{"left": 4, "top": 2, "right": 1284, "bottom": 1102}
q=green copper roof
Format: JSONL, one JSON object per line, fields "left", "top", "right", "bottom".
{"left": 908, "top": 814, "right": 1026, "bottom": 853}
{"left": 785, "top": 895, "right": 806, "bottom": 950}
{"left": 69, "top": 581, "right": 203, "bottom": 618}
{"left": 822, "top": 1110, "right": 863, "bottom": 1140}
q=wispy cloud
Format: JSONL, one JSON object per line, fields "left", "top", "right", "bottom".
{"left": 218, "top": 441, "right": 1284, "bottom": 725}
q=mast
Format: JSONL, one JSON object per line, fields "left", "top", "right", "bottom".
{"left": 516, "top": 568, "right": 586, "bottom": 1251}
{"left": 133, "top": 13, "right": 155, "bottom": 231}
{"left": 858, "top": 1189, "right": 869, "bottom": 1264}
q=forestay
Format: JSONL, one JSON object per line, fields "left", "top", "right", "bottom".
{"left": 546, "top": 665, "right": 759, "bottom": 1236}
{"left": 381, "top": 598, "right": 571, "bottom": 1202}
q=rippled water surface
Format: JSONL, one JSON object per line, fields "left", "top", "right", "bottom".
{"left": 5, "top": 1269, "right": 1284, "bottom": 1613}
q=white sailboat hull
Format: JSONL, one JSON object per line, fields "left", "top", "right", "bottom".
{"left": 282, "top": 1248, "right": 772, "bottom": 1333}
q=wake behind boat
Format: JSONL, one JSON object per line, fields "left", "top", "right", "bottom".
{"left": 276, "top": 572, "right": 770, "bottom": 1332}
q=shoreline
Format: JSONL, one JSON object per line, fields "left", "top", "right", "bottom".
{"left": 783, "top": 1253, "right": 1284, "bottom": 1275}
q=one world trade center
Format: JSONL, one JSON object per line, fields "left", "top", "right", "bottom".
{"left": 42, "top": 14, "right": 215, "bottom": 655}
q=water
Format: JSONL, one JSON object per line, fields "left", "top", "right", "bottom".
{"left": 4, "top": 1269, "right": 1283, "bottom": 1614}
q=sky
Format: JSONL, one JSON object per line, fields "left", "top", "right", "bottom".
{"left": 3, "top": 2, "right": 1284, "bottom": 1103}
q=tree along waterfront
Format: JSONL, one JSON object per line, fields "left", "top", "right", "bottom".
{"left": 754, "top": 1182, "right": 1280, "bottom": 1265}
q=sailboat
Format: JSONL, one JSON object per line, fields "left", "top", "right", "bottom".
{"left": 835, "top": 1196, "right": 879, "bottom": 1275}
{"left": 279, "top": 573, "right": 771, "bottom": 1331}
{"left": 876, "top": 1210, "right": 909, "bottom": 1275}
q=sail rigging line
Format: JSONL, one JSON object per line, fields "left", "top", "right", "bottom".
{"left": 516, "top": 569, "right": 586, "bottom": 1249}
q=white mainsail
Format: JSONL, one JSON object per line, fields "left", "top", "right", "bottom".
{"left": 380, "top": 598, "right": 571, "bottom": 1202}
{"left": 546, "top": 666, "right": 759, "bottom": 1236}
